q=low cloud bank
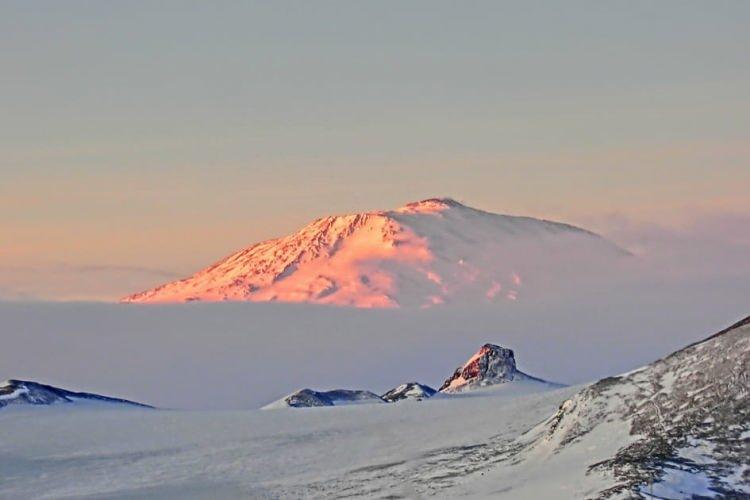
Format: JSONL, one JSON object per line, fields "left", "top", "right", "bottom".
{"left": 0, "top": 264, "right": 181, "bottom": 302}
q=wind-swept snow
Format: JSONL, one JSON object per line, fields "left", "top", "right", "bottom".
{"left": 0, "top": 384, "right": 574, "bottom": 499}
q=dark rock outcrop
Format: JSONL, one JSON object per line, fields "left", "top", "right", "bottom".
{"left": 439, "top": 344, "right": 549, "bottom": 393}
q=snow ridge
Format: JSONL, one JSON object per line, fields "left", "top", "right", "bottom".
{"left": 0, "top": 380, "right": 152, "bottom": 409}
{"left": 505, "top": 315, "right": 750, "bottom": 498}
{"left": 262, "top": 389, "right": 385, "bottom": 409}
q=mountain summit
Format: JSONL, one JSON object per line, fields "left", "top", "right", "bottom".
{"left": 439, "top": 344, "right": 555, "bottom": 393}
{"left": 122, "top": 198, "right": 627, "bottom": 307}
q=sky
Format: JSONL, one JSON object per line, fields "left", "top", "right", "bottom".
{"left": 2, "top": 1, "right": 749, "bottom": 300}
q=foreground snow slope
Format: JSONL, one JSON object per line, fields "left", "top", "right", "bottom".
{"left": 381, "top": 382, "right": 437, "bottom": 402}
{"left": 263, "top": 342, "right": 555, "bottom": 408}
{"left": 0, "top": 381, "right": 570, "bottom": 499}
{"left": 123, "top": 198, "right": 626, "bottom": 307}
{"left": 451, "top": 315, "right": 750, "bottom": 499}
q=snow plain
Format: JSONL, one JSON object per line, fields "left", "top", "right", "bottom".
{"left": 0, "top": 382, "right": 577, "bottom": 499}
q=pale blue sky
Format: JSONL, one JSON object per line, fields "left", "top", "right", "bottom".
{"left": 2, "top": 1, "right": 749, "bottom": 298}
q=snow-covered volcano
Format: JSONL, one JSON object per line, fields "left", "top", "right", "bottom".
{"left": 122, "top": 198, "right": 627, "bottom": 307}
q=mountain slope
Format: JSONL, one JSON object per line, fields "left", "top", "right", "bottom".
{"left": 460, "top": 315, "right": 750, "bottom": 498}
{"left": 0, "top": 380, "right": 152, "bottom": 409}
{"left": 122, "top": 198, "right": 627, "bottom": 307}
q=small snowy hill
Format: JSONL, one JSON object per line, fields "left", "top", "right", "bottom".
{"left": 440, "top": 343, "right": 558, "bottom": 393}
{"left": 122, "top": 198, "right": 627, "bottom": 307}
{"left": 381, "top": 382, "right": 436, "bottom": 402}
{"left": 0, "top": 380, "right": 151, "bottom": 409}
{"left": 262, "top": 389, "right": 385, "bottom": 409}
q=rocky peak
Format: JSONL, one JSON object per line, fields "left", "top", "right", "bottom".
{"left": 439, "top": 344, "right": 520, "bottom": 393}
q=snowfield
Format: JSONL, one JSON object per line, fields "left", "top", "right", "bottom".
{"left": 0, "top": 382, "right": 575, "bottom": 499}
{"left": 2, "top": 315, "right": 746, "bottom": 499}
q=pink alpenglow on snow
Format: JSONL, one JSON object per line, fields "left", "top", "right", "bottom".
{"left": 439, "top": 343, "right": 559, "bottom": 393}
{"left": 122, "top": 198, "right": 628, "bottom": 308}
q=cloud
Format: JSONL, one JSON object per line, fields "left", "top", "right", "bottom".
{"left": 61, "top": 264, "right": 182, "bottom": 279}
{"left": 580, "top": 210, "right": 750, "bottom": 270}
{"left": 0, "top": 263, "right": 180, "bottom": 278}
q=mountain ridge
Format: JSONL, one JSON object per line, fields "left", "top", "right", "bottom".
{"left": 0, "top": 379, "right": 152, "bottom": 409}
{"left": 469, "top": 314, "right": 750, "bottom": 498}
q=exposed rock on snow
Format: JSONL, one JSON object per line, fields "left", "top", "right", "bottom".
{"left": 265, "top": 344, "right": 557, "bottom": 408}
{"left": 381, "top": 382, "right": 436, "bottom": 402}
{"left": 263, "top": 344, "right": 562, "bottom": 409}
{"left": 492, "top": 315, "right": 750, "bottom": 499}
{"left": 0, "top": 380, "right": 151, "bottom": 409}
{"left": 439, "top": 343, "right": 555, "bottom": 393}
{"left": 122, "top": 197, "right": 627, "bottom": 307}
{"left": 262, "top": 389, "right": 385, "bottom": 409}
